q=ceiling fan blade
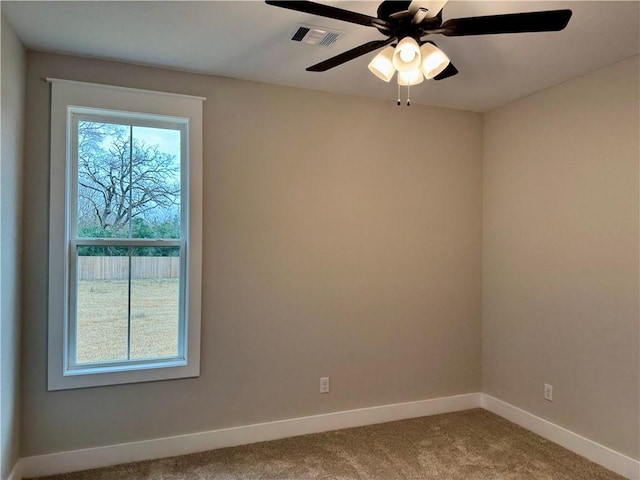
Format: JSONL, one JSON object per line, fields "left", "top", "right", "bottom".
{"left": 409, "top": 0, "right": 448, "bottom": 20}
{"left": 265, "top": 1, "right": 392, "bottom": 31}
{"left": 307, "top": 37, "right": 396, "bottom": 72}
{"left": 433, "top": 62, "right": 458, "bottom": 80}
{"left": 439, "top": 10, "right": 572, "bottom": 36}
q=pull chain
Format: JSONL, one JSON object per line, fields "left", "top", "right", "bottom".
{"left": 396, "top": 85, "right": 412, "bottom": 107}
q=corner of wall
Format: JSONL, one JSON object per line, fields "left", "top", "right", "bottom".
{"left": 1, "top": 11, "right": 26, "bottom": 480}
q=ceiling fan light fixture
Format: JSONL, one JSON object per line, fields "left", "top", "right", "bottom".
{"left": 397, "top": 68, "right": 424, "bottom": 86}
{"left": 269, "top": 0, "right": 574, "bottom": 90}
{"left": 392, "top": 37, "right": 421, "bottom": 72}
{"left": 368, "top": 46, "right": 396, "bottom": 82}
{"left": 420, "top": 42, "right": 450, "bottom": 79}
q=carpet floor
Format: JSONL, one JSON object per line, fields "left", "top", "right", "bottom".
{"left": 33, "top": 409, "right": 624, "bottom": 479}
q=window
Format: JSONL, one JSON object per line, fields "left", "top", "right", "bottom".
{"left": 48, "top": 79, "right": 204, "bottom": 390}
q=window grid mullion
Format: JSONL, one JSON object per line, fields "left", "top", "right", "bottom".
{"left": 128, "top": 124, "right": 133, "bottom": 239}
{"left": 127, "top": 125, "right": 133, "bottom": 361}
{"left": 127, "top": 247, "right": 132, "bottom": 361}
{"left": 71, "top": 239, "right": 183, "bottom": 247}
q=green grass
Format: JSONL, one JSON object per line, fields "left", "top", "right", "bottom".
{"left": 76, "top": 278, "right": 179, "bottom": 364}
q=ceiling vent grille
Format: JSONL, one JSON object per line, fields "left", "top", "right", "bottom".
{"left": 288, "top": 24, "right": 345, "bottom": 48}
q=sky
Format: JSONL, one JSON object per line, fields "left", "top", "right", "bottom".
{"left": 133, "top": 126, "right": 181, "bottom": 162}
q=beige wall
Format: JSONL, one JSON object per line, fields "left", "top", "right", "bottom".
{"left": 21, "top": 51, "right": 483, "bottom": 455}
{"left": 20, "top": 44, "right": 637, "bottom": 465}
{"left": 1, "top": 12, "right": 25, "bottom": 479}
{"left": 482, "top": 55, "right": 640, "bottom": 459}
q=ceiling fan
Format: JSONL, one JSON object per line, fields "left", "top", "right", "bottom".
{"left": 265, "top": 0, "right": 572, "bottom": 86}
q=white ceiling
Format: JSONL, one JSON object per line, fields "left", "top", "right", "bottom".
{"left": 3, "top": 1, "right": 639, "bottom": 112}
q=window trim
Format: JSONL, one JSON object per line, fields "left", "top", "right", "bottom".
{"left": 47, "top": 79, "right": 204, "bottom": 390}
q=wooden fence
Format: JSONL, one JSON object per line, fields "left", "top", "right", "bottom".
{"left": 78, "top": 256, "right": 180, "bottom": 280}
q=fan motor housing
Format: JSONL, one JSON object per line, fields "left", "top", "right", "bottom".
{"left": 377, "top": 1, "right": 411, "bottom": 20}
{"left": 375, "top": 1, "right": 443, "bottom": 37}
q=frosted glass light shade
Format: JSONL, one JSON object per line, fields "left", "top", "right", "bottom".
{"left": 420, "top": 43, "right": 450, "bottom": 80}
{"left": 368, "top": 46, "right": 396, "bottom": 82}
{"left": 397, "top": 69, "right": 424, "bottom": 86}
{"left": 392, "top": 37, "right": 421, "bottom": 73}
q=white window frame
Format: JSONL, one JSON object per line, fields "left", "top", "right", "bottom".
{"left": 48, "top": 79, "right": 204, "bottom": 390}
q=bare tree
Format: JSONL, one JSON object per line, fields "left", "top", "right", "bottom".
{"left": 77, "top": 122, "right": 180, "bottom": 237}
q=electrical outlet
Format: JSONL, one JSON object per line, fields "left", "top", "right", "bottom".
{"left": 544, "top": 383, "right": 553, "bottom": 402}
{"left": 320, "top": 377, "right": 330, "bottom": 394}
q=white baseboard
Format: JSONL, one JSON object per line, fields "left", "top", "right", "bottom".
{"left": 20, "top": 392, "right": 481, "bottom": 478}
{"left": 6, "top": 460, "right": 22, "bottom": 480}
{"left": 481, "top": 394, "right": 640, "bottom": 480}
{"left": 20, "top": 393, "right": 638, "bottom": 480}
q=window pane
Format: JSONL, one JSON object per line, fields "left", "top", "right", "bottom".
{"left": 77, "top": 122, "right": 181, "bottom": 240}
{"left": 131, "top": 126, "right": 181, "bottom": 239}
{"left": 130, "top": 246, "right": 180, "bottom": 360}
{"left": 131, "top": 247, "right": 180, "bottom": 360}
{"left": 77, "top": 122, "right": 132, "bottom": 238}
{"left": 75, "top": 246, "right": 129, "bottom": 364}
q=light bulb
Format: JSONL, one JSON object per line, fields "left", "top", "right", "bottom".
{"left": 392, "top": 37, "right": 421, "bottom": 73}
{"left": 400, "top": 49, "right": 416, "bottom": 63}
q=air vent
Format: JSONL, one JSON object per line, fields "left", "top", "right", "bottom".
{"left": 288, "top": 24, "right": 345, "bottom": 48}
